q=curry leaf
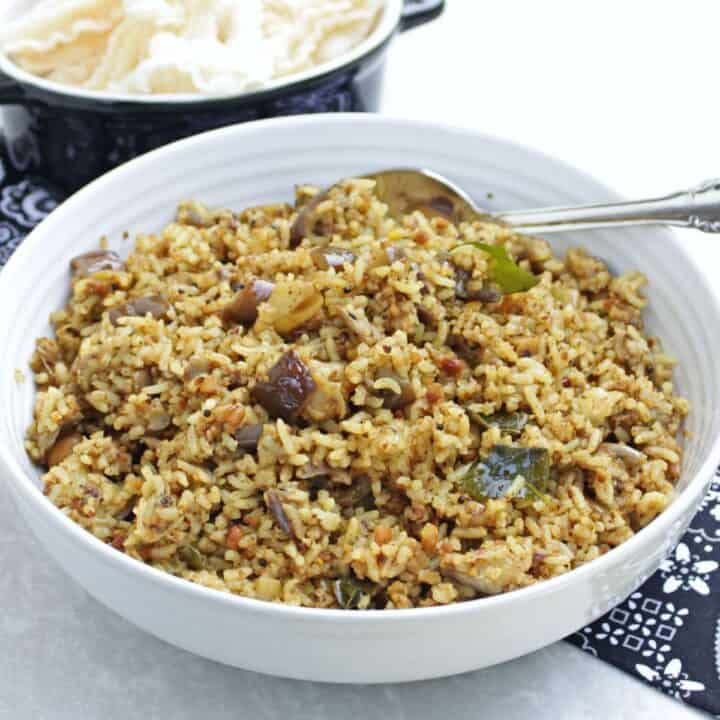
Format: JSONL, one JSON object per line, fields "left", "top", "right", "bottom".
{"left": 472, "top": 410, "right": 528, "bottom": 437}
{"left": 455, "top": 242, "right": 539, "bottom": 294}
{"left": 178, "top": 544, "right": 205, "bottom": 570}
{"left": 333, "top": 577, "right": 375, "bottom": 609}
{"left": 460, "top": 445, "right": 550, "bottom": 501}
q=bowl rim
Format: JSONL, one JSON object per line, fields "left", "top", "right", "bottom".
{"left": 0, "top": 0, "right": 402, "bottom": 106}
{"left": 2, "top": 112, "right": 720, "bottom": 624}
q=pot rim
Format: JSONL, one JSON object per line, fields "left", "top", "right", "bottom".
{"left": 0, "top": 0, "right": 402, "bottom": 106}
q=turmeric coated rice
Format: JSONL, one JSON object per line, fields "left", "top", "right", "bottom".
{"left": 26, "top": 179, "right": 688, "bottom": 609}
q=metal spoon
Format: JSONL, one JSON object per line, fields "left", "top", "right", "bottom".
{"left": 365, "top": 169, "right": 720, "bottom": 234}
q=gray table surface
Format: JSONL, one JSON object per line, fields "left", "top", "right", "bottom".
{"left": 0, "top": 2, "right": 716, "bottom": 718}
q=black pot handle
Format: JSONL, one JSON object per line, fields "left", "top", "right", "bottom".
{"left": 0, "top": 69, "right": 26, "bottom": 104}
{"left": 400, "top": 0, "right": 445, "bottom": 31}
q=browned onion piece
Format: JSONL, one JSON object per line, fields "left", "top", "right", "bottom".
{"left": 220, "top": 280, "right": 275, "bottom": 326}
{"left": 252, "top": 350, "right": 317, "bottom": 422}
{"left": 70, "top": 250, "right": 125, "bottom": 278}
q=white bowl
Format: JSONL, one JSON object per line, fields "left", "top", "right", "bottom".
{"left": 1, "top": 114, "right": 719, "bottom": 684}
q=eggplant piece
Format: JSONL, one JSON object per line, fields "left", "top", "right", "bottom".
{"left": 45, "top": 432, "right": 82, "bottom": 467}
{"left": 376, "top": 368, "right": 416, "bottom": 410}
{"left": 289, "top": 190, "right": 330, "bottom": 247}
{"left": 332, "top": 475, "right": 375, "bottom": 511}
{"left": 71, "top": 250, "right": 124, "bottom": 278}
{"left": 448, "top": 335, "right": 484, "bottom": 367}
{"left": 252, "top": 351, "right": 317, "bottom": 422}
{"left": 108, "top": 295, "right": 169, "bottom": 326}
{"left": 233, "top": 423, "right": 264, "bottom": 452}
{"left": 302, "top": 371, "right": 347, "bottom": 422}
{"left": 267, "top": 281, "right": 324, "bottom": 337}
{"left": 220, "top": 280, "right": 275, "bottom": 326}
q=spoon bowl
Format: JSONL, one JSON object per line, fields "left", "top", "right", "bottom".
{"left": 366, "top": 168, "right": 720, "bottom": 234}
{"left": 364, "top": 168, "right": 483, "bottom": 225}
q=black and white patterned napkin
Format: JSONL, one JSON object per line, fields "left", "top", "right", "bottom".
{"left": 0, "top": 133, "right": 61, "bottom": 263}
{"left": 567, "top": 472, "right": 720, "bottom": 715}
{"left": 1, "top": 133, "right": 718, "bottom": 717}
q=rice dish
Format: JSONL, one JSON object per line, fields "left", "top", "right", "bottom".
{"left": 25, "top": 178, "right": 688, "bottom": 609}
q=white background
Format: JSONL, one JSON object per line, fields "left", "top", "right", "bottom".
{"left": 0, "top": 2, "right": 717, "bottom": 718}
{"left": 385, "top": 0, "right": 720, "bottom": 280}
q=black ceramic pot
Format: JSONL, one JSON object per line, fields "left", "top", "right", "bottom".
{"left": 0, "top": 0, "right": 444, "bottom": 194}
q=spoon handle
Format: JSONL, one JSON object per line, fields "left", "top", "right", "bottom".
{"left": 495, "top": 178, "right": 720, "bottom": 234}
